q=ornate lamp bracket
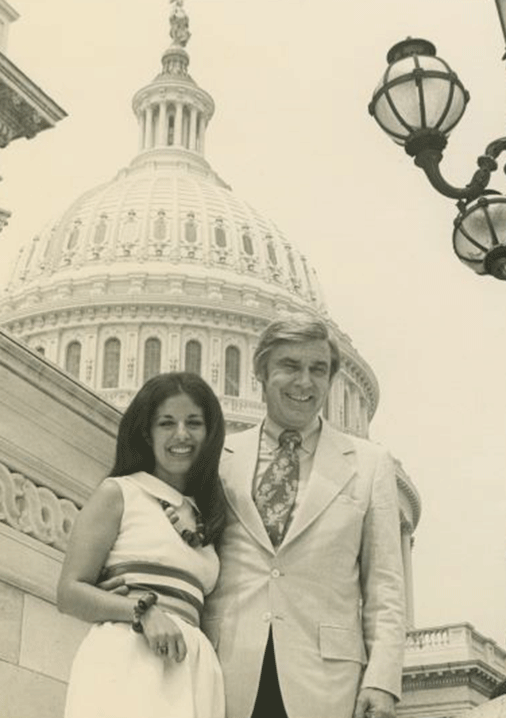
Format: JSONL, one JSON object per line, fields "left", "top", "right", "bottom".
{"left": 405, "top": 130, "right": 506, "bottom": 204}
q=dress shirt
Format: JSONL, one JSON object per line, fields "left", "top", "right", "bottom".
{"left": 252, "top": 415, "right": 322, "bottom": 515}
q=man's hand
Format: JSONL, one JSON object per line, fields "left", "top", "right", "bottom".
{"left": 97, "top": 575, "right": 130, "bottom": 596}
{"left": 353, "top": 687, "right": 396, "bottom": 718}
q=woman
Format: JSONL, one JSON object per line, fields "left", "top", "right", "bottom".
{"left": 57, "top": 372, "right": 226, "bottom": 718}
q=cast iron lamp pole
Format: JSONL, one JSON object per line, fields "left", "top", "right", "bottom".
{"left": 369, "top": 5, "right": 506, "bottom": 280}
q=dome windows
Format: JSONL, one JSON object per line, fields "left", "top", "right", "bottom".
{"left": 153, "top": 210, "right": 167, "bottom": 241}
{"left": 224, "top": 345, "right": 240, "bottom": 397}
{"left": 241, "top": 225, "right": 254, "bottom": 256}
{"left": 214, "top": 217, "right": 227, "bottom": 248}
{"left": 184, "top": 212, "right": 197, "bottom": 243}
{"left": 143, "top": 337, "right": 161, "bottom": 382}
{"left": 65, "top": 341, "right": 81, "bottom": 379}
{"left": 102, "top": 338, "right": 121, "bottom": 388}
{"left": 185, "top": 339, "right": 202, "bottom": 375}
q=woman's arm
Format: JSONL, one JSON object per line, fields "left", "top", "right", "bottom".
{"left": 57, "top": 478, "right": 188, "bottom": 661}
{"left": 57, "top": 478, "right": 136, "bottom": 623}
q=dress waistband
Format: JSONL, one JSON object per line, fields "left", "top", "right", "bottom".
{"left": 102, "top": 561, "right": 204, "bottom": 627}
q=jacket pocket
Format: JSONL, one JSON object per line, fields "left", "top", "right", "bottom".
{"left": 319, "top": 624, "right": 366, "bottom": 664}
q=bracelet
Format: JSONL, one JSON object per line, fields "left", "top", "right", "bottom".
{"left": 131, "top": 591, "right": 158, "bottom": 633}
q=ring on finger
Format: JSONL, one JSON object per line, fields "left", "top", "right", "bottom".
{"left": 158, "top": 644, "right": 168, "bottom": 655}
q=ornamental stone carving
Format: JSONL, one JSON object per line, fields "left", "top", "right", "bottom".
{"left": 0, "top": 462, "right": 78, "bottom": 551}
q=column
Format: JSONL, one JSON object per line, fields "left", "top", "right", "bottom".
{"left": 145, "top": 105, "right": 154, "bottom": 149}
{"left": 189, "top": 107, "right": 198, "bottom": 150}
{"left": 138, "top": 110, "right": 145, "bottom": 151}
{"left": 198, "top": 114, "right": 206, "bottom": 154}
{"left": 174, "top": 102, "right": 183, "bottom": 146}
{"left": 401, "top": 527, "right": 415, "bottom": 628}
{"left": 157, "top": 101, "right": 168, "bottom": 146}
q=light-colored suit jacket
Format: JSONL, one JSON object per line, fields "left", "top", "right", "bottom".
{"left": 203, "top": 420, "right": 405, "bottom": 718}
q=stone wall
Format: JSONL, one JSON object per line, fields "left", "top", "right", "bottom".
{"left": 0, "top": 329, "right": 120, "bottom": 717}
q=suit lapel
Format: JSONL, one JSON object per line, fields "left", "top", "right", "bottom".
{"left": 281, "top": 421, "right": 356, "bottom": 550}
{"left": 221, "top": 424, "right": 276, "bottom": 555}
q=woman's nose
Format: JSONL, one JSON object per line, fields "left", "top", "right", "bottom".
{"left": 175, "top": 422, "right": 190, "bottom": 438}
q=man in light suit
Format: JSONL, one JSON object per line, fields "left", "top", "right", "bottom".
{"left": 203, "top": 314, "right": 406, "bottom": 718}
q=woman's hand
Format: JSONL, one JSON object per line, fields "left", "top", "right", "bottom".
{"left": 140, "top": 606, "right": 187, "bottom": 662}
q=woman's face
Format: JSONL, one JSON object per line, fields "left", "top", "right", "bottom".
{"left": 150, "top": 392, "right": 207, "bottom": 491}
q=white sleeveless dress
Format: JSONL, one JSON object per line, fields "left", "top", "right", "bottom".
{"left": 64, "top": 472, "right": 225, "bottom": 718}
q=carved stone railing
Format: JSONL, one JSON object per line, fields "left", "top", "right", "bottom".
{"left": 0, "top": 462, "right": 78, "bottom": 552}
{"left": 405, "top": 624, "right": 506, "bottom": 674}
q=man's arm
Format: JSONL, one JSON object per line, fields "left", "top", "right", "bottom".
{"left": 358, "top": 448, "right": 406, "bottom": 702}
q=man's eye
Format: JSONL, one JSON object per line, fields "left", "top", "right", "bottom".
{"left": 312, "top": 368, "right": 328, "bottom": 376}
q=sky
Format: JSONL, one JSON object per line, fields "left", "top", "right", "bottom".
{"left": 1, "top": 0, "right": 506, "bottom": 648}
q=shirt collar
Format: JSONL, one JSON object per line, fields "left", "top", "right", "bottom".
{"left": 129, "top": 471, "right": 197, "bottom": 509}
{"left": 263, "top": 415, "right": 321, "bottom": 453}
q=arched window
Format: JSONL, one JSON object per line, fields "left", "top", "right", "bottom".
{"left": 267, "top": 238, "right": 277, "bottom": 265}
{"left": 343, "top": 388, "right": 351, "bottom": 428}
{"left": 242, "top": 227, "right": 254, "bottom": 256}
{"left": 103, "top": 338, "right": 121, "bottom": 388}
{"left": 287, "top": 248, "right": 297, "bottom": 276}
{"left": 66, "top": 220, "right": 81, "bottom": 251}
{"left": 93, "top": 215, "right": 107, "bottom": 247}
{"left": 168, "top": 113, "right": 175, "bottom": 145}
{"left": 185, "top": 340, "right": 202, "bottom": 375}
{"left": 153, "top": 210, "right": 167, "bottom": 241}
{"left": 65, "top": 341, "right": 81, "bottom": 379}
{"left": 184, "top": 212, "right": 197, "bottom": 243}
{"left": 214, "top": 218, "right": 227, "bottom": 247}
{"left": 225, "top": 345, "right": 240, "bottom": 397}
{"left": 144, "top": 337, "right": 161, "bottom": 383}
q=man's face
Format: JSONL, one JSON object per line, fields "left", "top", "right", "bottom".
{"left": 263, "top": 340, "right": 332, "bottom": 430}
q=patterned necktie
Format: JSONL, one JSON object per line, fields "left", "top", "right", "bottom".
{"left": 254, "top": 429, "right": 302, "bottom": 548}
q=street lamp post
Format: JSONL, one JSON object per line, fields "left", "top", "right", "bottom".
{"left": 369, "top": 5, "right": 506, "bottom": 280}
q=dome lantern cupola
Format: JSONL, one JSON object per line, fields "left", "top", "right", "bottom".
{"left": 131, "top": 0, "right": 214, "bottom": 170}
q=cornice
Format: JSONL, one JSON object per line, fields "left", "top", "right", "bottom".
{"left": 0, "top": 52, "right": 66, "bottom": 147}
{"left": 403, "top": 659, "right": 505, "bottom": 695}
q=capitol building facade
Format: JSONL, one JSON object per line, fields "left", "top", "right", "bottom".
{"left": 0, "top": 29, "right": 377, "bottom": 437}
{"left": 0, "top": 2, "right": 504, "bottom": 717}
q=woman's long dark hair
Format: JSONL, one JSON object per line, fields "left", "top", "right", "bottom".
{"left": 109, "top": 372, "right": 226, "bottom": 545}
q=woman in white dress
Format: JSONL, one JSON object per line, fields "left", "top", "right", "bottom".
{"left": 57, "top": 372, "right": 226, "bottom": 718}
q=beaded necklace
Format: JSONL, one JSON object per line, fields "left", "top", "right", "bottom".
{"left": 157, "top": 498, "right": 205, "bottom": 548}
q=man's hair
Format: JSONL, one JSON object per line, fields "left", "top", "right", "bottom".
{"left": 253, "top": 313, "right": 340, "bottom": 382}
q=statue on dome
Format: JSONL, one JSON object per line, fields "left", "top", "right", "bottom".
{"left": 169, "top": 0, "right": 191, "bottom": 47}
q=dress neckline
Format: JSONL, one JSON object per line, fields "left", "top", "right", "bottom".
{"left": 128, "top": 471, "right": 197, "bottom": 509}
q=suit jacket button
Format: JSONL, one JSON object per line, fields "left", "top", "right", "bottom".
{"left": 271, "top": 569, "right": 280, "bottom": 578}
{"left": 262, "top": 612, "right": 272, "bottom": 621}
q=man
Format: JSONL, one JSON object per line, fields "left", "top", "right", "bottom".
{"left": 203, "top": 313, "right": 406, "bottom": 718}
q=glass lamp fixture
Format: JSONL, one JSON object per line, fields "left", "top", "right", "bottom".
{"left": 369, "top": 36, "right": 506, "bottom": 280}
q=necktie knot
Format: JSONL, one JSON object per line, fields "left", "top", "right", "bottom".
{"left": 279, "top": 429, "right": 302, "bottom": 451}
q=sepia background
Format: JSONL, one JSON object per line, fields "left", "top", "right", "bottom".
{"left": 1, "top": 0, "right": 505, "bottom": 655}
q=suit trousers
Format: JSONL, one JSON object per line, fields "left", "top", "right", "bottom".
{"left": 251, "top": 630, "right": 288, "bottom": 718}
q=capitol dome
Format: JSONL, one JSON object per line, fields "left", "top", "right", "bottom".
{"left": 0, "top": 3, "right": 378, "bottom": 436}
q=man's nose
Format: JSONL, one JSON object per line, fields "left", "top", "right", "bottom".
{"left": 297, "top": 368, "right": 312, "bottom": 387}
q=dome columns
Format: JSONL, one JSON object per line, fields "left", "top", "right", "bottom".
{"left": 136, "top": 96, "right": 210, "bottom": 154}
